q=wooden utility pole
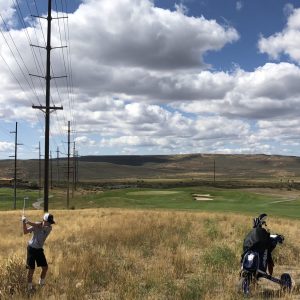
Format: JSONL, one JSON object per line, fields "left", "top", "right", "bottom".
{"left": 67, "top": 121, "right": 70, "bottom": 208}
{"left": 9, "top": 122, "right": 22, "bottom": 209}
{"left": 31, "top": 0, "right": 65, "bottom": 212}
{"left": 36, "top": 142, "right": 42, "bottom": 198}
{"left": 72, "top": 142, "right": 75, "bottom": 197}
{"left": 56, "top": 146, "right": 60, "bottom": 185}
{"left": 50, "top": 151, "right": 53, "bottom": 189}
{"left": 75, "top": 150, "right": 79, "bottom": 189}
{"left": 213, "top": 159, "right": 216, "bottom": 184}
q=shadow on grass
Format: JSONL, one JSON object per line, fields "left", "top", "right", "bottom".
{"left": 255, "top": 286, "right": 296, "bottom": 299}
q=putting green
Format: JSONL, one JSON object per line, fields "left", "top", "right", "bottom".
{"left": 127, "top": 191, "right": 180, "bottom": 196}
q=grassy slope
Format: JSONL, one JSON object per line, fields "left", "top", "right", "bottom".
{"left": 0, "top": 209, "right": 299, "bottom": 299}
{"left": 2, "top": 153, "right": 300, "bottom": 183}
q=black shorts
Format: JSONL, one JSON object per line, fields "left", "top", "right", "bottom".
{"left": 26, "top": 246, "right": 48, "bottom": 269}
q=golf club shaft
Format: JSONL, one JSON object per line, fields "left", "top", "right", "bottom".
{"left": 23, "top": 197, "right": 26, "bottom": 216}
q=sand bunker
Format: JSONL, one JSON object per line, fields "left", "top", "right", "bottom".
{"left": 192, "top": 194, "right": 214, "bottom": 201}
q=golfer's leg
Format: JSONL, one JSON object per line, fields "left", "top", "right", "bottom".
{"left": 39, "top": 266, "right": 48, "bottom": 285}
{"left": 27, "top": 268, "right": 34, "bottom": 289}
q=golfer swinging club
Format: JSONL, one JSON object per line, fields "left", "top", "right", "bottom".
{"left": 22, "top": 212, "right": 55, "bottom": 291}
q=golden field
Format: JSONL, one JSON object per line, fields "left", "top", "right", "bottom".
{"left": 0, "top": 209, "right": 300, "bottom": 299}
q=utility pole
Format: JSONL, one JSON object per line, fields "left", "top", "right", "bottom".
{"left": 56, "top": 146, "right": 60, "bottom": 185}
{"left": 31, "top": 0, "right": 65, "bottom": 212}
{"left": 50, "top": 151, "right": 53, "bottom": 189}
{"left": 36, "top": 142, "right": 42, "bottom": 198}
{"left": 75, "top": 150, "right": 79, "bottom": 190}
{"left": 9, "top": 122, "right": 22, "bottom": 209}
{"left": 213, "top": 159, "right": 216, "bottom": 184}
{"left": 67, "top": 121, "right": 70, "bottom": 208}
{"left": 72, "top": 142, "right": 76, "bottom": 197}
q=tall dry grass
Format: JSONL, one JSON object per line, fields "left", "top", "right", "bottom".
{"left": 0, "top": 209, "right": 300, "bottom": 299}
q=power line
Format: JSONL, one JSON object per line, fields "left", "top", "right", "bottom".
{"left": 13, "top": 0, "right": 46, "bottom": 97}
{"left": 0, "top": 40, "right": 45, "bottom": 134}
{"left": 0, "top": 13, "right": 43, "bottom": 106}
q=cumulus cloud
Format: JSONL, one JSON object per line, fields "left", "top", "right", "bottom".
{"left": 74, "top": 136, "right": 96, "bottom": 146}
{"left": 2, "top": 0, "right": 300, "bottom": 157}
{"left": 69, "top": 95, "right": 253, "bottom": 154}
{"left": 0, "top": 0, "right": 239, "bottom": 120}
{"left": 0, "top": 2, "right": 16, "bottom": 27}
{"left": 70, "top": 0, "right": 239, "bottom": 71}
{"left": 258, "top": 7, "right": 300, "bottom": 63}
{"left": 174, "top": 63, "right": 300, "bottom": 120}
{"left": 0, "top": 141, "right": 14, "bottom": 152}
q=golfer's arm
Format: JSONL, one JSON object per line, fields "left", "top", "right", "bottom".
{"left": 23, "top": 222, "right": 31, "bottom": 234}
{"left": 26, "top": 220, "right": 37, "bottom": 227}
{"left": 23, "top": 221, "right": 39, "bottom": 234}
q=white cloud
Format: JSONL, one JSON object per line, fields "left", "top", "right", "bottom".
{"left": 2, "top": 0, "right": 300, "bottom": 157}
{"left": 175, "top": 62, "right": 300, "bottom": 120}
{"left": 0, "top": 141, "right": 14, "bottom": 152}
{"left": 283, "top": 3, "right": 294, "bottom": 17}
{"left": 0, "top": 2, "right": 16, "bottom": 27}
{"left": 74, "top": 136, "right": 96, "bottom": 146}
{"left": 258, "top": 8, "right": 300, "bottom": 63}
{"left": 175, "top": 3, "right": 189, "bottom": 15}
{"left": 70, "top": 0, "right": 239, "bottom": 71}
{"left": 236, "top": 1, "right": 243, "bottom": 11}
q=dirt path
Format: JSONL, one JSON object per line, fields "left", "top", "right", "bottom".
{"left": 269, "top": 199, "right": 299, "bottom": 204}
{"left": 32, "top": 195, "right": 53, "bottom": 209}
{"left": 243, "top": 188, "right": 300, "bottom": 199}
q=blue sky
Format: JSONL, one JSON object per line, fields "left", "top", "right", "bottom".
{"left": 1, "top": 0, "right": 300, "bottom": 159}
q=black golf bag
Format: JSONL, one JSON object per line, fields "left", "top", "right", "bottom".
{"left": 240, "top": 234, "right": 292, "bottom": 296}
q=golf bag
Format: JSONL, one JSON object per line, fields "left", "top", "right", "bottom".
{"left": 240, "top": 234, "right": 292, "bottom": 296}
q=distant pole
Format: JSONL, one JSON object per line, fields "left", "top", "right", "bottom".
{"left": 72, "top": 142, "right": 75, "bottom": 197}
{"left": 56, "top": 146, "right": 60, "bottom": 185}
{"left": 9, "top": 122, "right": 21, "bottom": 209}
{"left": 213, "top": 159, "right": 216, "bottom": 183}
{"left": 13, "top": 122, "right": 17, "bottom": 209}
{"left": 50, "top": 151, "right": 53, "bottom": 189}
{"left": 75, "top": 150, "right": 79, "bottom": 189}
{"left": 37, "top": 142, "right": 42, "bottom": 198}
{"left": 67, "top": 121, "right": 70, "bottom": 208}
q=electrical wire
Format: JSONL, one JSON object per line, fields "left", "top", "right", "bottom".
{"left": 0, "top": 0, "right": 77, "bottom": 159}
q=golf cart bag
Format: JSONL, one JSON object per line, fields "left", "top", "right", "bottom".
{"left": 240, "top": 234, "right": 292, "bottom": 296}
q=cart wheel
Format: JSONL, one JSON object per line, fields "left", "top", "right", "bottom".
{"left": 240, "top": 274, "right": 251, "bottom": 296}
{"left": 280, "top": 273, "right": 292, "bottom": 292}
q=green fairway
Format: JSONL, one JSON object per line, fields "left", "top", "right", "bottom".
{"left": 0, "top": 188, "right": 40, "bottom": 211}
{"left": 69, "top": 186, "right": 300, "bottom": 219}
{"left": 1, "top": 186, "right": 300, "bottom": 219}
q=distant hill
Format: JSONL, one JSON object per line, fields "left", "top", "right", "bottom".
{"left": 1, "top": 154, "right": 300, "bottom": 186}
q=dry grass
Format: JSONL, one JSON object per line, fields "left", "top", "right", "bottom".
{"left": 0, "top": 209, "right": 300, "bottom": 299}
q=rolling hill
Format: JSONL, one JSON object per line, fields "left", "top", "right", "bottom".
{"left": 1, "top": 153, "right": 300, "bottom": 187}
